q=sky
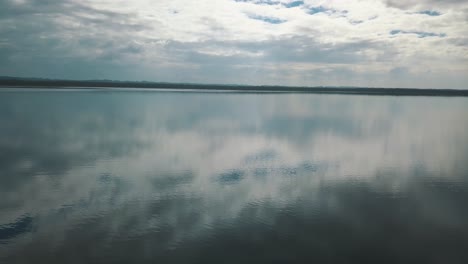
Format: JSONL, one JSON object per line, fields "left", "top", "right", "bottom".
{"left": 0, "top": 0, "right": 467, "bottom": 88}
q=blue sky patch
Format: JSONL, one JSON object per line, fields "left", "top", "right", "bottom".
{"left": 418, "top": 10, "right": 441, "bottom": 16}
{"left": 390, "top": 30, "right": 446, "bottom": 38}
{"left": 248, "top": 14, "right": 286, "bottom": 24}
{"left": 307, "top": 6, "right": 329, "bottom": 15}
{"left": 284, "top": 1, "right": 304, "bottom": 8}
{"left": 234, "top": 0, "right": 280, "bottom": 5}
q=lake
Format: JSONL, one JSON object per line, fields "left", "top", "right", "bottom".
{"left": 1, "top": 89, "right": 468, "bottom": 263}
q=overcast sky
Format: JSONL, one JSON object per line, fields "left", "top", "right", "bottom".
{"left": 1, "top": 0, "right": 467, "bottom": 88}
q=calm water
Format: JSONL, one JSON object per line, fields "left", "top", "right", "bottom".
{"left": 1, "top": 89, "right": 468, "bottom": 263}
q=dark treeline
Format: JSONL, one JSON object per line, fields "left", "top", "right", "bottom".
{"left": 1, "top": 77, "right": 468, "bottom": 96}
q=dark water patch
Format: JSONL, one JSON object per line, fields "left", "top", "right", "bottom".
{"left": 299, "top": 161, "right": 318, "bottom": 172}
{"left": 253, "top": 167, "right": 270, "bottom": 178}
{"left": 98, "top": 172, "right": 113, "bottom": 183}
{"left": 0, "top": 215, "right": 34, "bottom": 241}
{"left": 218, "top": 170, "right": 245, "bottom": 184}
{"left": 279, "top": 166, "right": 298, "bottom": 177}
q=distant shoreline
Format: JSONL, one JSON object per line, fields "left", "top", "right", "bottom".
{"left": 1, "top": 78, "right": 468, "bottom": 96}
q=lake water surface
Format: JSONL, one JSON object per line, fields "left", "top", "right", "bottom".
{"left": 1, "top": 89, "right": 468, "bottom": 263}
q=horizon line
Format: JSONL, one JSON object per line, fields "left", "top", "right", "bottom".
{"left": 1, "top": 76, "right": 468, "bottom": 96}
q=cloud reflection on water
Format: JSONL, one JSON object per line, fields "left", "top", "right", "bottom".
{"left": 0, "top": 91, "right": 467, "bottom": 262}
